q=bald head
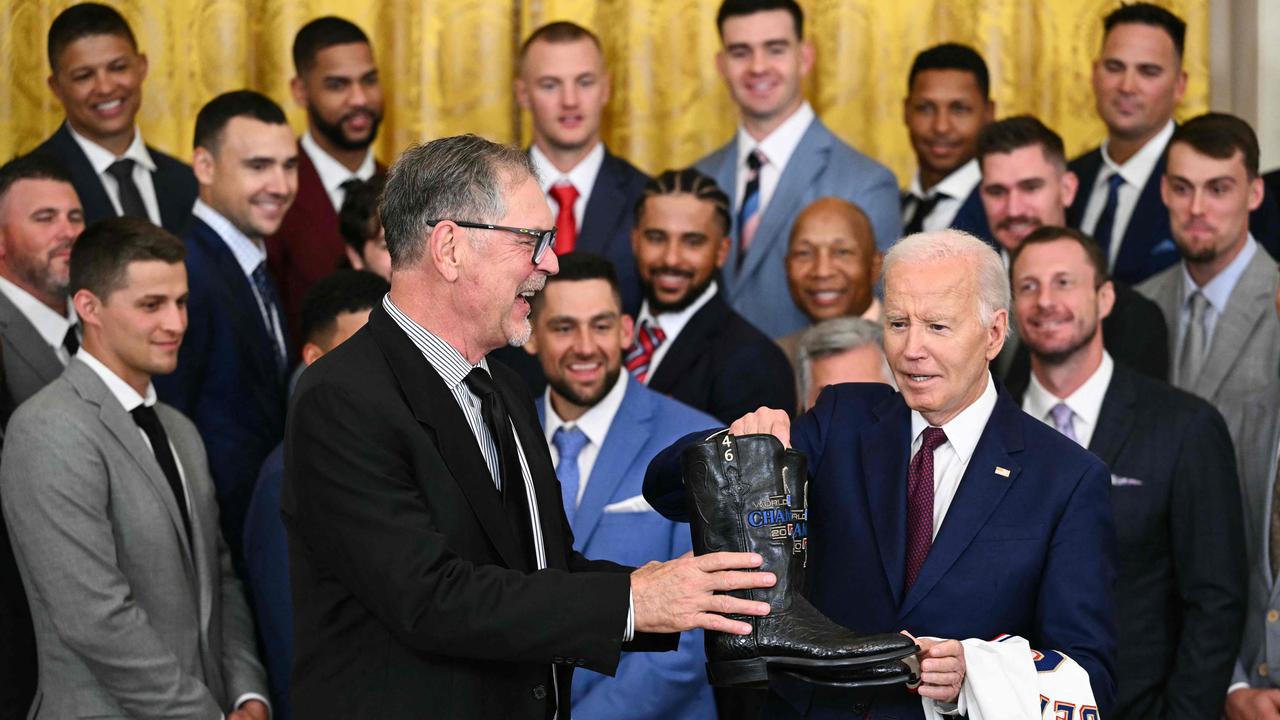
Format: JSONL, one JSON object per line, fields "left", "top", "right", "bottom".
{"left": 786, "top": 197, "right": 881, "bottom": 322}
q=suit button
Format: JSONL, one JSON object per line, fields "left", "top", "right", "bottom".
{"left": 1261, "top": 663, "right": 1270, "bottom": 677}
{"left": 1268, "top": 609, "right": 1279, "bottom": 623}
{"left": 532, "top": 685, "right": 547, "bottom": 700}
{"left": 552, "top": 656, "right": 563, "bottom": 663}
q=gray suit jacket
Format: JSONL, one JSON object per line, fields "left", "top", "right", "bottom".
{"left": 0, "top": 359, "right": 266, "bottom": 718}
{"left": 0, "top": 291, "right": 62, "bottom": 408}
{"left": 1138, "top": 250, "right": 1280, "bottom": 690}
{"left": 696, "top": 118, "right": 901, "bottom": 339}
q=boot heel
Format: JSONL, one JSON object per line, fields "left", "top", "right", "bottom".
{"left": 706, "top": 657, "right": 768, "bottom": 687}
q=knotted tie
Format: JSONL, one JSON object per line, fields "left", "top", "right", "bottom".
{"left": 552, "top": 426, "right": 589, "bottom": 525}
{"left": 1091, "top": 172, "right": 1126, "bottom": 260}
{"left": 61, "top": 325, "right": 79, "bottom": 358}
{"left": 624, "top": 318, "right": 666, "bottom": 383}
{"left": 131, "top": 405, "right": 192, "bottom": 543}
{"left": 1049, "top": 402, "right": 1080, "bottom": 445}
{"left": 105, "top": 158, "right": 149, "bottom": 220}
{"left": 737, "top": 149, "right": 766, "bottom": 264}
{"left": 905, "top": 426, "right": 947, "bottom": 589}
{"left": 903, "top": 193, "right": 947, "bottom": 236}
{"left": 1177, "top": 290, "right": 1208, "bottom": 389}
{"left": 463, "top": 367, "right": 536, "bottom": 560}
{"left": 250, "top": 261, "right": 287, "bottom": 373}
{"left": 549, "top": 183, "right": 579, "bottom": 254}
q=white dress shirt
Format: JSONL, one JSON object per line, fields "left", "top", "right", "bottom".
{"left": 1176, "top": 235, "right": 1258, "bottom": 353}
{"left": 300, "top": 131, "right": 376, "bottom": 212}
{"left": 902, "top": 159, "right": 982, "bottom": 232}
{"left": 75, "top": 349, "right": 270, "bottom": 717}
{"left": 633, "top": 281, "right": 719, "bottom": 382}
{"left": 1021, "top": 352, "right": 1115, "bottom": 449}
{"left": 531, "top": 141, "right": 605, "bottom": 229}
{"left": 67, "top": 123, "right": 163, "bottom": 226}
{"left": 543, "top": 370, "right": 628, "bottom": 506}
{"left": 733, "top": 102, "right": 816, "bottom": 217}
{"left": 1081, "top": 120, "right": 1175, "bottom": 269}
{"left": 0, "top": 274, "right": 77, "bottom": 365}
{"left": 909, "top": 373, "right": 998, "bottom": 539}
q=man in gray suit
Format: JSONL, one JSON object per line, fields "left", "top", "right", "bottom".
{"left": 696, "top": 0, "right": 900, "bottom": 339}
{"left": 1, "top": 218, "right": 268, "bottom": 718}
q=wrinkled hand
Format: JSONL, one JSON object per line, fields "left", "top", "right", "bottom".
{"left": 911, "top": 635, "right": 966, "bottom": 704}
{"left": 228, "top": 699, "right": 269, "bottom": 720}
{"left": 729, "top": 407, "right": 791, "bottom": 449}
{"left": 632, "top": 550, "right": 775, "bottom": 634}
{"left": 1226, "top": 687, "right": 1280, "bottom": 720}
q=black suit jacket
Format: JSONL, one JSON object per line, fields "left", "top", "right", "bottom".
{"left": 281, "top": 306, "right": 671, "bottom": 718}
{"left": 647, "top": 289, "right": 795, "bottom": 424}
{"left": 577, "top": 150, "right": 648, "bottom": 316}
{"left": 1004, "top": 280, "right": 1169, "bottom": 392}
{"left": 1017, "top": 364, "right": 1245, "bottom": 718}
{"left": 29, "top": 123, "right": 197, "bottom": 235}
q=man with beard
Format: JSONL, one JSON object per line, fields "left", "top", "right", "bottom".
{"left": 154, "top": 90, "right": 298, "bottom": 573}
{"left": 268, "top": 16, "right": 385, "bottom": 349}
{"left": 1011, "top": 225, "right": 1244, "bottom": 718}
{"left": 0, "top": 153, "right": 85, "bottom": 720}
{"left": 627, "top": 168, "right": 794, "bottom": 424}
{"left": 975, "top": 115, "right": 1168, "bottom": 387}
{"left": 524, "top": 252, "right": 717, "bottom": 719}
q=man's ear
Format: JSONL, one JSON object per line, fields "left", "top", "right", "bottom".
{"left": 72, "top": 288, "right": 101, "bottom": 328}
{"left": 429, "top": 222, "right": 462, "bottom": 282}
{"left": 290, "top": 75, "right": 308, "bottom": 109}
{"left": 301, "top": 341, "right": 325, "bottom": 366}
{"left": 344, "top": 245, "right": 365, "bottom": 270}
{"left": 715, "top": 234, "right": 731, "bottom": 268}
{"left": 192, "top": 147, "right": 216, "bottom": 186}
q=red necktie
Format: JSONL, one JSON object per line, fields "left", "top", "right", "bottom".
{"left": 624, "top": 319, "right": 666, "bottom": 383}
{"left": 905, "top": 426, "right": 947, "bottom": 589}
{"left": 549, "top": 183, "right": 579, "bottom": 254}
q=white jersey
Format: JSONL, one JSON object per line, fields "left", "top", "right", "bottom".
{"left": 922, "top": 635, "right": 1099, "bottom": 720}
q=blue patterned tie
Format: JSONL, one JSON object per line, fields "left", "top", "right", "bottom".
{"left": 1091, "top": 173, "right": 1126, "bottom": 260}
{"left": 736, "top": 149, "right": 765, "bottom": 267}
{"left": 552, "top": 426, "right": 590, "bottom": 525}
{"left": 250, "top": 261, "right": 287, "bottom": 373}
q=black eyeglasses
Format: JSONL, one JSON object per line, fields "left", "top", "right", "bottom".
{"left": 426, "top": 220, "right": 557, "bottom": 264}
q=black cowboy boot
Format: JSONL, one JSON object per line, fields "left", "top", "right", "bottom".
{"left": 682, "top": 431, "right": 918, "bottom": 687}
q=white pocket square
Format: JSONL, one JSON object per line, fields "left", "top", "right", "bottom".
{"left": 603, "top": 495, "right": 656, "bottom": 513}
{"left": 1111, "top": 474, "right": 1143, "bottom": 487}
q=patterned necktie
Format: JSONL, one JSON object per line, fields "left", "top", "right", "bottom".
{"left": 905, "top": 426, "right": 947, "bottom": 590}
{"left": 1177, "top": 290, "right": 1208, "bottom": 389}
{"left": 105, "top": 158, "right": 149, "bottom": 220}
{"left": 130, "top": 405, "right": 192, "bottom": 544}
{"left": 552, "top": 426, "right": 590, "bottom": 525}
{"left": 1049, "top": 402, "right": 1080, "bottom": 445}
{"left": 250, "top": 261, "right": 287, "bottom": 373}
{"left": 902, "top": 193, "right": 947, "bottom": 236}
{"left": 549, "top": 183, "right": 579, "bottom": 254}
{"left": 624, "top": 318, "right": 666, "bottom": 383}
{"left": 1091, "top": 172, "right": 1126, "bottom": 261}
{"left": 736, "top": 149, "right": 766, "bottom": 265}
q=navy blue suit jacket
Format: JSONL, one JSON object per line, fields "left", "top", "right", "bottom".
{"left": 645, "top": 382, "right": 1118, "bottom": 719}
{"left": 536, "top": 376, "right": 716, "bottom": 719}
{"left": 576, "top": 150, "right": 648, "bottom": 316}
{"left": 30, "top": 123, "right": 197, "bottom": 235}
{"left": 1068, "top": 146, "right": 1280, "bottom": 285}
{"left": 950, "top": 185, "right": 992, "bottom": 245}
{"left": 242, "top": 444, "right": 291, "bottom": 720}
{"left": 155, "top": 217, "right": 288, "bottom": 568}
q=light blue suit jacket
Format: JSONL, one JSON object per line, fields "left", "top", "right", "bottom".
{"left": 537, "top": 375, "right": 717, "bottom": 719}
{"left": 696, "top": 117, "right": 902, "bottom": 338}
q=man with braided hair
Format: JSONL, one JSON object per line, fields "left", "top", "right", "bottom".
{"left": 626, "top": 167, "right": 795, "bottom": 423}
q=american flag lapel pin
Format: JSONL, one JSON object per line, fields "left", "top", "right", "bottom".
{"left": 994, "top": 466, "right": 1011, "bottom": 477}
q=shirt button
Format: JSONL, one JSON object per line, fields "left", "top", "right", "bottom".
{"left": 1269, "top": 610, "right": 1280, "bottom": 623}
{"left": 532, "top": 685, "right": 547, "bottom": 700}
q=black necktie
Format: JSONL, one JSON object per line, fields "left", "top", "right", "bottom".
{"left": 130, "top": 405, "right": 192, "bottom": 543}
{"left": 903, "top": 193, "right": 947, "bottom": 236}
{"left": 62, "top": 325, "right": 79, "bottom": 357}
{"left": 105, "top": 158, "right": 149, "bottom": 220}
{"left": 250, "top": 262, "right": 287, "bottom": 374}
{"left": 463, "top": 367, "right": 536, "bottom": 557}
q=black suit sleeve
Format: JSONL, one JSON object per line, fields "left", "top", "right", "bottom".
{"left": 642, "top": 429, "right": 724, "bottom": 523}
{"left": 1161, "top": 402, "right": 1247, "bottom": 717}
{"left": 708, "top": 339, "right": 797, "bottom": 424}
{"left": 286, "top": 380, "right": 634, "bottom": 675}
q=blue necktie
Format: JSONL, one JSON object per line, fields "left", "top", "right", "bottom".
{"left": 1091, "top": 173, "right": 1126, "bottom": 260}
{"left": 250, "top": 261, "right": 287, "bottom": 373}
{"left": 736, "top": 149, "right": 764, "bottom": 267}
{"left": 552, "top": 426, "right": 589, "bottom": 525}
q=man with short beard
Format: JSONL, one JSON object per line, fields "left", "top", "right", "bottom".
{"left": 627, "top": 168, "right": 794, "bottom": 424}
{"left": 267, "top": 16, "right": 386, "bottom": 350}
{"left": 1012, "top": 225, "right": 1244, "bottom": 718}
{"left": 524, "top": 252, "right": 717, "bottom": 719}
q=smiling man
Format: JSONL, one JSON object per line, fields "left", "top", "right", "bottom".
{"left": 31, "top": 3, "right": 197, "bottom": 234}
{"left": 696, "top": 0, "right": 900, "bottom": 339}
{"left": 154, "top": 91, "right": 298, "bottom": 573}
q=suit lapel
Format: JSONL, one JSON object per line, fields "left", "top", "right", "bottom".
{"left": 1088, "top": 371, "right": 1135, "bottom": 467}
{"left": 151, "top": 151, "right": 189, "bottom": 231}
{"left": 1113, "top": 152, "right": 1171, "bottom": 277}
{"left": 189, "top": 218, "right": 285, "bottom": 374}
{"left": 0, "top": 291, "right": 63, "bottom": 387}
{"left": 297, "top": 148, "right": 340, "bottom": 221}
{"left": 898, "top": 393, "right": 1021, "bottom": 619}
{"left": 500, "top": 370, "right": 569, "bottom": 570}
{"left": 1065, "top": 150, "right": 1102, "bottom": 228}
{"left": 1195, "top": 251, "right": 1273, "bottom": 398}
{"left": 368, "top": 308, "right": 529, "bottom": 570}
{"left": 860, "top": 393, "right": 912, "bottom": 604}
{"left": 162, "top": 406, "right": 217, "bottom": 641}
{"left": 646, "top": 293, "right": 724, "bottom": 391}
{"left": 574, "top": 377, "right": 649, "bottom": 548}
{"left": 578, "top": 153, "right": 628, "bottom": 255}
{"left": 51, "top": 124, "right": 116, "bottom": 224}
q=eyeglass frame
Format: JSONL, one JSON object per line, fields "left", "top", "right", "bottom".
{"left": 425, "top": 219, "right": 557, "bottom": 264}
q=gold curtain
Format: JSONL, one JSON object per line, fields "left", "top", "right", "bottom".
{"left": 1, "top": 0, "right": 1206, "bottom": 185}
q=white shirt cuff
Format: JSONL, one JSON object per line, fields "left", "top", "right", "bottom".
{"left": 1228, "top": 681, "right": 1252, "bottom": 695}
{"left": 623, "top": 589, "right": 635, "bottom": 642}
{"left": 234, "top": 693, "right": 270, "bottom": 717}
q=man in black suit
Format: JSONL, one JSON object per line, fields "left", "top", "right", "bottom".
{"left": 30, "top": 3, "right": 196, "bottom": 235}
{"left": 626, "top": 168, "right": 795, "bottom": 423}
{"left": 282, "top": 134, "right": 776, "bottom": 718}
{"left": 976, "top": 115, "right": 1168, "bottom": 386}
{"left": 1011, "top": 224, "right": 1245, "bottom": 718}
{"left": 517, "top": 20, "right": 648, "bottom": 315}
{"left": 900, "top": 43, "right": 993, "bottom": 241}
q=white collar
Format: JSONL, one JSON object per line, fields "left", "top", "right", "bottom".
{"left": 910, "top": 372, "right": 998, "bottom": 465}
{"left": 66, "top": 122, "right": 156, "bottom": 175}
{"left": 530, "top": 141, "right": 605, "bottom": 196}
{"left": 542, "top": 368, "right": 629, "bottom": 450}
{"left": 1180, "top": 234, "right": 1259, "bottom": 313}
{"left": 300, "top": 130, "right": 376, "bottom": 198}
{"left": 192, "top": 199, "right": 265, "bottom": 277}
{"left": 636, "top": 280, "right": 719, "bottom": 340}
{"left": 0, "top": 274, "right": 76, "bottom": 350}
{"left": 735, "top": 102, "right": 815, "bottom": 172}
{"left": 76, "top": 349, "right": 157, "bottom": 412}
{"left": 1101, "top": 120, "right": 1175, "bottom": 188}
{"left": 907, "top": 158, "right": 982, "bottom": 200}
{"left": 1023, "top": 351, "right": 1114, "bottom": 434}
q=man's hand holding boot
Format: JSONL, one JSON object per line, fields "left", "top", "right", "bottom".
{"left": 632, "top": 551, "right": 775, "bottom": 634}
{"left": 730, "top": 407, "right": 792, "bottom": 447}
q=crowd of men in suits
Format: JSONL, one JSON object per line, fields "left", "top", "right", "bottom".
{"left": 1, "top": 0, "right": 1280, "bottom": 718}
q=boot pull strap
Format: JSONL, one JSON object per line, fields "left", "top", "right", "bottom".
{"left": 706, "top": 428, "right": 741, "bottom": 470}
